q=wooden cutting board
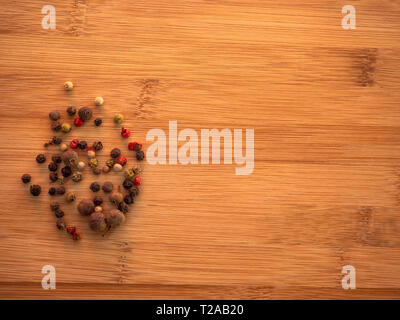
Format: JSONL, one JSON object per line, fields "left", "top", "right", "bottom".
{"left": 0, "top": 0, "right": 400, "bottom": 299}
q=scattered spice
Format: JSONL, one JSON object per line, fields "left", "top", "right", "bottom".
{"left": 118, "top": 202, "right": 129, "bottom": 214}
{"left": 89, "top": 158, "right": 99, "bottom": 168}
{"left": 71, "top": 171, "right": 83, "bottom": 182}
{"left": 49, "top": 172, "right": 58, "bottom": 182}
{"left": 61, "top": 166, "right": 72, "bottom": 177}
{"left": 90, "top": 182, "right": 101, "bottom": 192}
{"left": 102, "top": 166, "right": 110, "bottom": 173}
{"left": 78, "top": 141, "right": 87, "bottom": 150}
{"left": 36, "top": 154, "right": 46, "bottom": 164}
{"left": 52, "top": 136, "right": 62, "bottom": 145}
{"left": 66, "top": 106, "right": 76, "bottom": 116}
{"left": 52, "top": 155, "right": 62, "bottom": 164}
{"left": 90, "top": 212, "right": 107, "bottom": 232}
{"left": 102, "top": 181, "right": 114, "bottom": 193}
{"left": 114, "top": 113, "right": 124, "bottom": 124}
{"left": 60, "top": 143, "right": 68, "bottom": 151}
{"left": 93, "top": 196, "right": 103, "bottom": 206}
{"left": 92, "top": 141, "right": 103, "bottom": 151}
{"left": 48, "top": 162, "right": 58, "bottom": 172}
{"left": 78, "top": 199, "right": 94, "bottom": 216}
{"left": 48, "top": 187, "right": 56, "bottom": 196}
{"left": 105, "top": 209, "right": 125, "bottom": 228}
{"left": 94, "top": 118, "right": 102, "bottom": 126}
{"left": 122, "top": 178, "right": 134, "bottom": 190}
{"left": 70, "top": 139, "right": 79, "bottom": 149}
{"left": 62, "top": 150, "right": 78, "bottom": 166}
{"left": 51, "top": 121, "right": 62, "bottom": 132}
{"left": 78, "top": 106, "right": 93, "bottom": 121}
{"left": 56, "top": 219, "right": 66, "bottom": 230}
{"left": 55, "top": 209, "right": 64, "bottom": 218}
{"left": 77, "top": 161, "right": 85, "bottom": 170}
{"left": 94, "top": 96, "right": 104, "bottom": 106}
{"left": 61, "top": 123, "right": 71, "bottom": 133}
{"left": 106, "top": 159, "right": 116, "bottom": 168}
{"left": 65, "top": 191, "right": 76, "bottom": 202}
{"left": 124, "top": 194, "right": 134, "bottom": 204}
{"left": 74, "top": 118, "right": 83, "bottom": 127}
{"left": 92, "top": 167, "right": 101, "bottom": 175}
{"left": 21, "top": 174, "right": 31, "bottom": 184}
{"left": 133, "top": 176, "right": 141, "bottom": 186}
{"left": 110, "top": 148, "right": 121, "bottom": 159}
{"left": 64, "top": 81, "right": 73, "bottom": 91}
{"left": 56, "top": 186, "right": 66, "bottom": 195}
{"left": 30, "top": 184, "right": 42, "bottom": 196}
{"left": 87, "top": 150, "right": 96, "bottom": 159}
{"left": 128, "top": 142, "right": 142, "bottom": 151}
{"left": 136, "top": 151, "right": 145, "bottom": 161}
{"left": 121, "top": 127, "right": 130, "bottom": 138}
{"left": 49, "top": 110, "right": 60, "bottom": 121}
{"left": 109, "top": 190, "right": 123, "bottom": 205}
{"left": 113, "top": 163, "right": 123, "bottom": 172}
{"left": 50, "top": 202, "right": 60, "bottom": 212}
{"left": 94, "top": 206, "right": 103, "bottom": 213}
{"left": 117, "top": 156, "right": 127, "bottom": 166}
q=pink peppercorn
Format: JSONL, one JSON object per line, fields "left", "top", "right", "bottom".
{"left": 133, "top": 176, "right": 141, "bottom": 186}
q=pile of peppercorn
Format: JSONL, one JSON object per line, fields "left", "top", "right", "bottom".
{"left": 20, "top": 81, "right": 145, "bottom": 241}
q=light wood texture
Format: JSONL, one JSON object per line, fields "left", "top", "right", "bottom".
{"left": 0, "top": 0, "right": 400, "bottom": 300}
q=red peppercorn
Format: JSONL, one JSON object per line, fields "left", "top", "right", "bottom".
{"left": 74, "top": 117, "right": 83, "bottom": 127}
{"left": 72, "top": 232, "right": 81, "bottom": 240}
{"left": 117, "top": 156, "right": 127, "bottom": 166}
{"left": 133, "top": 176, "right": 141, "bottom": 186}
{"left": 86, "top": 146, "right": 94, "bottom": 151}
{"left": 121, "top": 127, "right": 130, "bottom": 138}
{"left": 66, "top": 226, "right": 76, "bottom": 234}
{"left": 128, "top": 142, "right": 142, "bottom": 151}
{"left": 70, "top": 139, "right": 79, "bottom": 149}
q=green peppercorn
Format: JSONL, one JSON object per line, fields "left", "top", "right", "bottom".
{"left": 66, "top": 106, "right": 76, "bottom": 116}
{"left": 114, "top": 113, "right": 124, "bottom": 124}
{"left": 136, "top": 151, "right": 145, "bottom": 161}
{"left": 36, "top": 154, "right": 46, "bottom": 163}
{"left": 30, "top": 184, "right": 41, "bottom": 196}
{"left": 21, "top": 174, "right": 31, "bottom": 184}
{"left": 48, "top": 162, "right": 58, "bottom": 172}
{"left": 106, "top": 159, "right": 115, "bottom": 168}
{"left": 49, "top": 110, "right": 60, "bottom": 121}
{"left": 61, "top": 123, "right": 71, "bottom": 133}
{"left": 124, "top": 168, "right": 135, "bottom": 179}
{"left": 90, "top": 182, "right": 101, "bottom": 192}
{"left": 89, "top": 158, "right": 99, "bottom": 168}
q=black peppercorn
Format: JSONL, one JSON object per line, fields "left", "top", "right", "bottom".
{"left": 49, "top": 110, "right": 60, "bottom": 121}
{"left": 48, "top": 162, "right": 58, "bottom": 172}
{"left": 30, "top": 184, "right": 41, "bottom": 196}
{"left": 122, "top": 178, "right": 134, "bottom": 190}
{"left": 55, "top": 209, "right": 64, "bottom": 218}
{"left": 52, "top": 136, "right": 62, "bottom": 145}
{"left": 92, "top": 167, "right": 101, "bottom": 175}
{"left": 78, "top": 140, "right": 87, "bottom": 150}
{"left": 36, "top": 154, "right": 46, "bottom": 163}
{"left": 48, "top": 187, "right": 57, "bottom": 196}
{"left": 136, "top": 151, "right": 145, "bottom": 161}
{"left": 93, "top": 196, "right": 103, "bottom": 206}
{"left": 110, "top": 148, "right": 121, "bottom": 159}
{"left": 56, "top": 219, "right": 66, "bottom": 230}
{"left": 94, "top": 118, "right": 102, "bottom": 126}
{"left": 49, "top": 172, "right": 58, "bottom": 182}
{"left": 51, "top": 121, "right": 62, "bottom": 131}
{"left": 92, "top": 141, "right": 103, "bottom": 151}
{"left": 52, "top": 155, "right": 62, "bottom": 164}
{"left": 129, "top": 186, "right": 139, "bottom": 197}
{"left": 56, "top": 186, "right": 66, "bottom": 195}
{"left": 21, "top": 174, "right": 31, "bottom": 184}
{"left": 90, "top": 182, "right": 101, "bottom": 192}
{"left": 118, "top": 202, "right": 129, "bottom": 214}
{"left": 124, "top": 194, "right": 134, "bottom": 204}
{"left": 78, "top": 106, "right": 93, "bottom": 121}
{"left": 66, "top": 106, "right": 76, "bottom": 116}
{"left": 61, "top": 166, "right": 72, "bottom": 177}
{"left": 50, "top": 202, "right": 60, "bottom": 212}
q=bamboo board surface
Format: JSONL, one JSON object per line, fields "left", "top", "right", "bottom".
{"left": 0, "top": 0, "right": 400, "bottom": 299}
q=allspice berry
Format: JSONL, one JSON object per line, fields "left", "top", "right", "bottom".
{"left": 105, "top": 209, "right": 125, "bottom": 228}
{"left": 64, "top": 81, "right": 73, "bottom": 91}
{"left": 66, "top": 106, "right": 76, "bottom": 116}
{"left": 110, "top": 148, "right": 121, "bottom": 159}
{"left": 30, "top": 184, "right": 41, "bottom": 196}
{"left": 65, "top": 191, "right": 76, "bottom": 202}
{"left": 78, "top": 106, "right": 93, "bottom": 121}
{"left": 78, "top": 199, "right": 95, "bottom": 216}
{"left": 109, "top": 191, "right": 123, "bottom": 205}
{"left": 49, "top": 110, "right": 60, "bottom": 121}
{"left": 62, "top": 150, "right": 78, "bottom": 166}
{"left": 90, "top": 212, "right": 107, "bottom": 232}
{"left": 21, "top": 174, "right": 31, "bottom": 184}
{"left": 90, "top": 182, "right": 101, "bottom": 192}
{"left": 102, "top": 181, "right": 114, "bottom": 193}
